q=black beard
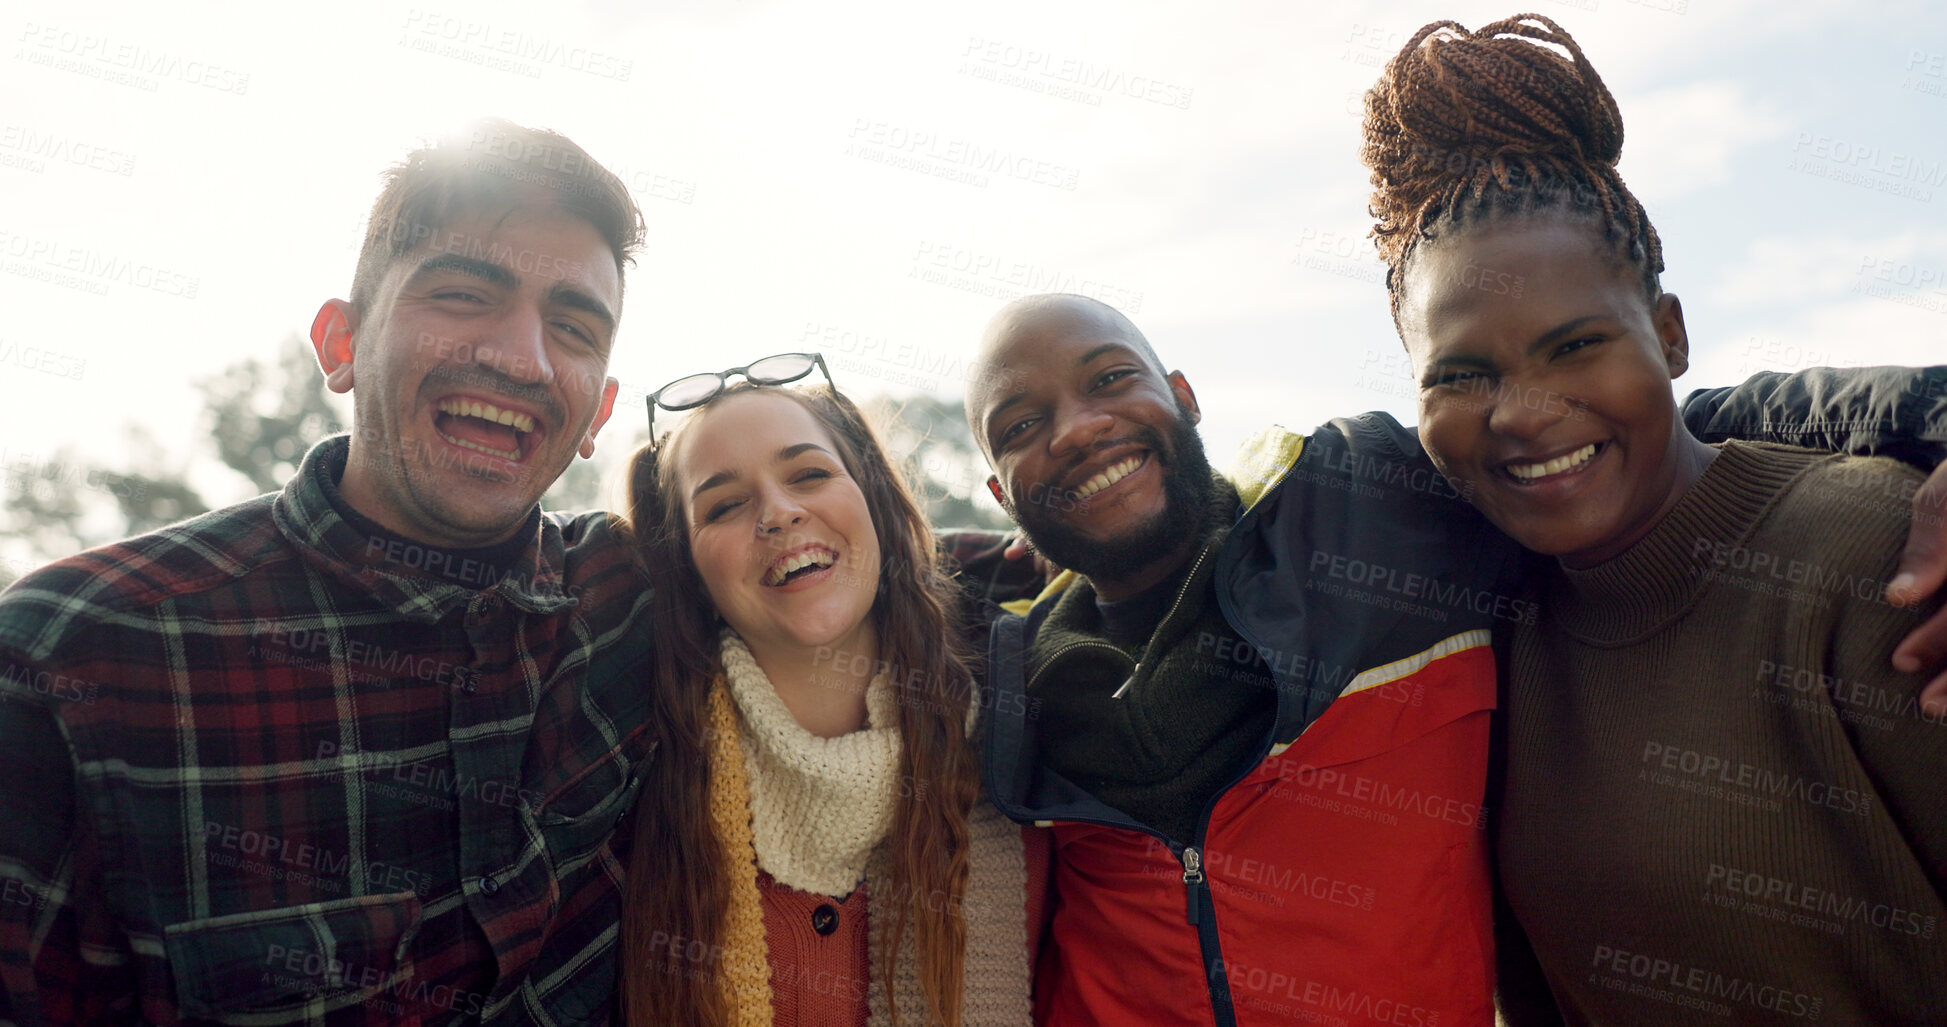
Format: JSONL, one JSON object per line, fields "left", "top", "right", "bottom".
{"left": 1009, "top": 406, "right": 1215, "bottom": 583}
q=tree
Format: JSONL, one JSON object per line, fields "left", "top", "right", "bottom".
{"left": 0, "top": 352, "right": 1005, "bottom": 593}
{"left": 198, "top": 339, "right": 348, "bottom": 497}
{"left": 863, "top": 394, "right": 1011, "bottom": 531}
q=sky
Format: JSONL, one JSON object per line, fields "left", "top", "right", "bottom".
{"left": 2, "top": 0, "right": 1944, "bottom": 542}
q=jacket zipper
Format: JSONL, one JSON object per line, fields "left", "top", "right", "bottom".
{"left": 1115, "top": 544, "right": 1215, "bottom": 699}
{"left": 1010, "top": 499, "right": 1271, "bottom": 1027}
{"left": 1180, "top": 845, "right": 1206, "bottom": 925}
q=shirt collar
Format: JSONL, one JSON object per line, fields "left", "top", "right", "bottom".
{"left": 271, "top": 435, "right": 579, "bottom": 622}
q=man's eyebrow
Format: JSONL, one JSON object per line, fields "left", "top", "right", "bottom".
{"left": 410, "top": 254, "right": 516, "bottom": 289}
{"left": 1077, "top": 342, "right": 1132, "bottom": 366}
{"left": 546, "top": 284, "right": 616, "bottom": 333}
{"left": 983, "top": 389, "right": 1028, "bottom": 441}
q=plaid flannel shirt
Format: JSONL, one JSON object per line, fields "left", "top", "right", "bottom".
{"left": 0, "top": 436, "right": 656, "bottom": 1026}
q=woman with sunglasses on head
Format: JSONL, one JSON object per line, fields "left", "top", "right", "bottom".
{"left": 1362, "top": 16, "right": 1947, "bottom": 1025}
{"left": 617, "top": 353, "right": 1046, "bottom": 1027}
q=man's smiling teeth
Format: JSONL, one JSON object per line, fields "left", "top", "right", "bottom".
{"left": 437, "top": 398, "right": 536, "bottom": 434}
{"left": 1074, "top": 456, "right": 1143, "bottom": 500}
{"left": 443, "top": 436, "right": 522, "bottom": 460}
{"left": 764, "top": 549, "right": 836, "bottom": 586}
{"left": 1508, "top": 443, "right": 1598, "bottom": 481}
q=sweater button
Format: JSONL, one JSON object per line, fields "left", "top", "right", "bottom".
{"left": 479, "top": 873, "right": 500, "bottom": 896}
{"left": 811, "top": 904, "right": 839, "bottom": 936}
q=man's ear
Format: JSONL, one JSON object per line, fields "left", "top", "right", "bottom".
{"left": 987, "top": 475, "right": 1014, "bottom": 514}
{"left": 1653, "top": 294, "right": 1690, "bottom": 380}
{"left": 311, "top": 300, "right": 358, "bottom": 394}
{"left": 579, "top": 377, "right": 620, "bottom": 459}
{"left": 1167, "top": 370, "right": 1201, "bottom": 425}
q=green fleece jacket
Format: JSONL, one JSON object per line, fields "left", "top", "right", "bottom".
{"left": 1024, "top": 477, "right": 1279, "bottom": 844}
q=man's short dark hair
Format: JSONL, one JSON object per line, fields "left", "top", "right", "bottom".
{"left": 348, "top": 118, "right": 646, "bottom": 315}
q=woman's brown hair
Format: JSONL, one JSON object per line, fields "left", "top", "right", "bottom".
{"left": 1361, "top": 13, "right": 1663, "bottom": 324}
{"left": 618, "top": 382, "right": 981, "bottom": 1027}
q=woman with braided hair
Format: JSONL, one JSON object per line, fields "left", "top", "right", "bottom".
{"left": 1362, "top": 14, "right": 1947, "bottom": 1025}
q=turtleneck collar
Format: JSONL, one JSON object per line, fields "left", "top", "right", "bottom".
{"left": 1544, "top": 441, "right": 1825, "bottom": 646}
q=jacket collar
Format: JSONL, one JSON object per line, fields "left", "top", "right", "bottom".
{"left": 1026, "top": 473, "right": 1240, "bottom": 688}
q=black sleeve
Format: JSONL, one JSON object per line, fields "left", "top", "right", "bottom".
{"left": 938, "top": 529, "right": 1045, "bottom": 607}
{"left": 1680, "top": 366, "right": 1947, "bottom": 468}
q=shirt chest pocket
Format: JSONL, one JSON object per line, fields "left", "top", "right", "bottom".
{"left": 164, "top": 891, "right": 423, "bottom": 1025}
{"left": 528, "top": 737, "right": 654, "bottom": 871}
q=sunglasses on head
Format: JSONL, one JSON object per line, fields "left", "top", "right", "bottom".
{"left": 644, "top": 351, "right": 834, "bottom": 447}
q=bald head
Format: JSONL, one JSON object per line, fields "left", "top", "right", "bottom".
{"left": 968, "top": 294, "right": 1164, "bottom": 451}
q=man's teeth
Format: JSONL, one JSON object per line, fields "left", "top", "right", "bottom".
{"left": 765, "top": 549, "right": 836, "bottom": 585}
{"left": 437, "top": 398, "right": 536, "bottom": 434}
{"left": 1508, "top": 443, "right": 1598, "bottom": 481}
{"left": 1074, "top": 456, "right": 1143, "bottom": 500}
{"left": 441, "top": 435, "right": 521, "bottom": 460}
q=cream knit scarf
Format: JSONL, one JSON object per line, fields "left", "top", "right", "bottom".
{"left": 707, "top": 631, "right": 1034, "bottom": 1026}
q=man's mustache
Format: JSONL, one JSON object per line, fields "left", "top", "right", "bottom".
{"left": 1041, "top": 428, "right": 1171, "bottom": 495}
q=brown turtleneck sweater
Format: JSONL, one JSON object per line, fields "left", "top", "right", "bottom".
{"left": 1497, "top": 441, "right": 1947, "bottom": 1026}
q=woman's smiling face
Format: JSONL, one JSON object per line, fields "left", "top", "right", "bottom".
{"left": 667, "top": 389, "right": 881, "bottom": 657}
{"left": 1400, "top": 217, "right": 1700, "bottom": 567}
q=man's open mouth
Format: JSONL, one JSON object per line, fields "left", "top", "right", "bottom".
{"left": 434, "top": 398, "right": 538, "bottom": 461}
{"left": 1071, "top": 453, "right": 1148, "bottom": 501}
{"left": 763, "top": 546, "right": 838, "bottom": 587}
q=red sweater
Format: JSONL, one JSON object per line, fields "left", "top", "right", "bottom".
{"left": 759, "top": 825, "right": 1054, "bottom": 1026}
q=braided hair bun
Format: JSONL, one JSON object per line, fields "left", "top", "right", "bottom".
{"left": 1361, "top": 14, "right": 1661, "bottom": 316}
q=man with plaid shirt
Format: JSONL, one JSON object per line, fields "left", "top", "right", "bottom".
{"left": 0, "top": 120, "right": 656, "bottom": 1025}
